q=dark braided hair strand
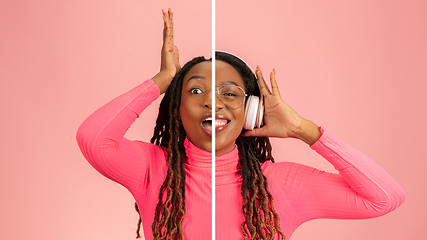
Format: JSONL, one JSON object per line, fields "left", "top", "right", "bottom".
{"left": 135, "top": 56, "right": 208, "bottom": 239}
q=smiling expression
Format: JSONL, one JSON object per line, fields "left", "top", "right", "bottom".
{"left": 214, "top": 61, "right": 246, "bottom": 156}
{"left": 179, "top": 60, "right": 246, "bottom": 156}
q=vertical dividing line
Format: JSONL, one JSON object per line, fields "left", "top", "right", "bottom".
{"left": 211, "top": 0, "right": 216, "bottom": 239}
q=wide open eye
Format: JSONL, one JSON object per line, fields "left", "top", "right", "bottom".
{"left": 190, "top": 88, "right": 203, "bottom": 94}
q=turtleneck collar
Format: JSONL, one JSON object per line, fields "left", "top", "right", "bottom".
{"left": 184, "top": 138, "right": 240, "bottom": 183}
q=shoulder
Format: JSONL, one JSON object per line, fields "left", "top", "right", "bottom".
{"left": 134, "top": 140, "right": 168, "bottom": 163}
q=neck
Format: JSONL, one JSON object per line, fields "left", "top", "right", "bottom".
{"left": 184, "top": 138, "right": 240, "bottom": 184}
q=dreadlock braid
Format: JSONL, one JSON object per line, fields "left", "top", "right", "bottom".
{"left": 237, "top": 136, "right": 285, "bottom": 240}
{"left": 216, "top": 51, "right": 285, "bottom": 239}
{"left": 134, "top": 56, "right": 208, "bottom": 239}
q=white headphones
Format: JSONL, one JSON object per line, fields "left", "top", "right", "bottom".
{"left": 243, "top": 94, "right": 264, "bottom": 130}
{"left": 216, "top": 51, "right": 264, "bottom": 131}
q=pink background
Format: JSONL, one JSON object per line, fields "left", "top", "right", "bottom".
{"left": 1, "top": 0, "right": 425, "bottom": 240}
{"left": 216, "top": 0, "right": 427, "bottom": 239}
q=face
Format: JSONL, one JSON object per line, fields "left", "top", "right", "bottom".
{"left": 179, "top": 60, "right": 246, "bottom": 156}
{"left": 180, "top": 61, "right": 213, "bottom": 153}
{"left": 214, "top": 60, "right": 246, "bottom": 156}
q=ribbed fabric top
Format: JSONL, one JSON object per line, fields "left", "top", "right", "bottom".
{"left": 76, "top": 79, "right": 405, "bottom": 240}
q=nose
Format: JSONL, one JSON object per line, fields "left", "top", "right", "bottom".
{"left": 215, "top": 91, "right": 225, "bottom": 111}
{"left": 203, "top": 89, "right": 213, "bottom": 109}
{"left": 203, "top": 90, "right": 225, "bottom": 110}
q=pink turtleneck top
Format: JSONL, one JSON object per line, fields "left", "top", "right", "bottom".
{"left": 76, "top": 79, "right": 405, "bottom": 240}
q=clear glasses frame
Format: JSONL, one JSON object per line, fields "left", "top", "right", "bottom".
{"left": 215, "top": 85, "right": 248, "bottom": 109}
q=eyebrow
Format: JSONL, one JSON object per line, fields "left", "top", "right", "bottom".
{"left": 217, "top": 81, "right": 238, "bottom": 86}
{"left": 187, "top": 75, "right": 206, "bottom": 82}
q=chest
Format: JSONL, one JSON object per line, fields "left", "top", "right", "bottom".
{"left": 138, "top": 167, "right": 213, "bottom": 239}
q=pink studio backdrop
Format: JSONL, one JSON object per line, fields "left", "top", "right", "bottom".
{"left": 0, "top": 0, "right": 425, "bottom": 240}
{"left": 216, "top": 0, "right": 427, "bottom": 239}
{"left": 0, "top": 1, "right": 211, "bottom": 240}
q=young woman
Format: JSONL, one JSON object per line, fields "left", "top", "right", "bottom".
{"left": 76, "top": 9, "right": 405, "bottom": 240}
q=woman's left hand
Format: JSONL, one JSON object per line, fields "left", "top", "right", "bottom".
{"left": 242, "top": 66, "right": 321, "bottom": 145}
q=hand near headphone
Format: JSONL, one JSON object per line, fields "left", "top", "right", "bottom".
{"left": 242, "top": 66, "right": 321, "bottom": 146}
{"left": 152, "top": 8, "right": 181, "bottom": 94}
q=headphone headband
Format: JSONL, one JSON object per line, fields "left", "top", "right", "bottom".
{"left": 215, "top": 50, "right": 255, "bottom": 74}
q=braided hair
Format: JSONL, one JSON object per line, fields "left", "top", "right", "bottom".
{"left": 216, "top": 51, "right": 285, "bottom": 240}
{"left": 135, "top": 56, "right": 208, "bottom": 239}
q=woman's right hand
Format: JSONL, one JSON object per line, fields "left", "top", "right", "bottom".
{"left": 152, "top": 8, "right": 181, "bottom": 94}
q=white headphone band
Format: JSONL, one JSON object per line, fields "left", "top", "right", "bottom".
{"left": 215, "top": 50, "right": 255, "bottom": 74}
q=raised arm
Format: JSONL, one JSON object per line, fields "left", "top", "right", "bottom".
{"left": 76, "top": 9, "right": 179, "bottom": 198}
{"left": 76, "top": 80, "right": 162, "bottom": 195}
{"left": 248, "top": 66, "right": 404, "bottom": 220}
{"left": 286, "top": 128, "right": 405, "bottom": 221}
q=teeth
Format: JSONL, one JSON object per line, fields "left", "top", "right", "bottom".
{"left": 215, "top": 119, "right": 228, "bottom": 126}
{"left": 202, "top": 117, "right": 229, "bottom": 126}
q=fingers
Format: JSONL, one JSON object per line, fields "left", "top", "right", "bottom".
{"left": 241, "top": 127, "right": 268, "bottom": 137}
{"left": 167, "top": 8, "right": 174, "bottom": 40}
{"left": 241, "top": 128, "right": 258, "bottom": 137}
{"left": 169, "top": 8, "right": 174, "bottom": 21}
{"left": 256, "top": 66, "right": 271, "bottom": 96}
{"left": 162, "top": 8, "right": 173, "bottom": 25}
{"left": 270, "top": 68, "right": 281, "bottom": 96}
{"left": 162, "top": 8, "right": 174, "bottom": 49}
{"left": 159, "top": 8, "right": 180, "bottom": 75}
{"left": 256, "top": 66, "right": 281, "bottom": 97}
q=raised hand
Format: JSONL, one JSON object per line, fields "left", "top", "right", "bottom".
{"left": 152, "top": 8, "right": 181, "bottom": 94}
{"left": 242, "top": 67, "right": 321, "bottom": 145}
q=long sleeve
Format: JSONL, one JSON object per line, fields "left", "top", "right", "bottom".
{"left": 267, "top": 127, "right": 405, "bottom": 224}
{"left": 76, "top": 79, "right": 167, "bottom": 200}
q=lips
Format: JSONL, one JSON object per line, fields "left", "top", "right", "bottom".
{"left": 201, "top": 114, "right": 230, "bottom": 136}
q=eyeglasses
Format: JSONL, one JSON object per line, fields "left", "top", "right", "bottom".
{"left": 216, "top": 85, "right": 247, "bottom": 109}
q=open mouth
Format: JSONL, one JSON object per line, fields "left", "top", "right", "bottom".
{"left": 201, "top": 115, "right": 230, "bottom": 136}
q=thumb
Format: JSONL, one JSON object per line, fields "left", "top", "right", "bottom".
{"left": 173, "top": 46, "right": 181, "bottom": 71}
{"left": 173, "top": 46, "right": 179, "bottom": 58}
{"left": 242, "top": 128, "right": 265, "bottom": 137}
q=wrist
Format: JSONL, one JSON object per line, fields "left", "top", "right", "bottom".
{"left": 152, "top": 71, "right": 174, "bottom": 94}
{"left": 293, "top": 119, "right": 321, "bottom": 146}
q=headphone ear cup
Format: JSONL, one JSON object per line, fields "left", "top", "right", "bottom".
{"left": 244, "top": 95, "right": 259, "bottom": 130}
{"left": 256, "top": 94, "right": 264, "bottom": 128}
